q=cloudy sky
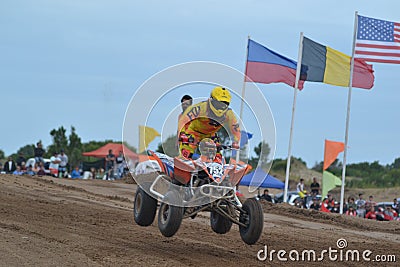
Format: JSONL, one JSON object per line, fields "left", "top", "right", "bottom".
{"left": 1, "top": 0, "right": 399, "bottom": 167}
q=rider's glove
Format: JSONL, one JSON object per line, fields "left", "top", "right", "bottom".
{"left": 214, "top": 154, "right": 223, "bottom": 164}
{"left": 232, "top": 142, "right": 239, "bottom": 149}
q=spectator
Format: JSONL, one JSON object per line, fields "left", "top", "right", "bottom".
{"left": 345, "top": 197, "right": 357, "bottom": 212}
{"left": 12, "top": 166, "right": 24, "bottom": 175}
{"left": 16, "top": 152, "right": 26, "bottom": 167}
{"left": 293, "top": 198, "right": 302, "bottom": 208}
{"left": 310, "top": 177, "right": 320, "bottom": 196}
{"left": 177, "top": 95, "right": 193, "bottom": 148}
{"left": 105, "top": 149, "right": 115, "bottom": 180}
{"left": 383, "top": 206, "right": 395, "bottom": 221}
{"left": 392, "top": 207, "right": 398, "bottom": 218}
{"left": 32, "top": 162, "right": 40, "bottom": 173}
{"left": 310, "top": 197, "right": 321, "bottom": 211}
{"left": 345, "top": 206, "right": 357, "bottom": 216}
{"left": 37, "top": 164, "right": 46, "bottom": 176}
{"left": 83, "top": 167, "right": 96, "bottom": 179}
{"left": 365, "top": 206, "right": 377, "bottom": 220}
{"left": 177, "top": 95, "right": 193, "bottom": 132}
{"left": 96, "top": 168, "right": 105, "bottom": 179}
{"left": 180, "top": 94, "right": 193, "bottom": 114}
{"left": 3, "top": 156, "right": 17, "bottom": 174}
{"left": 91, "top": 167, "right": 97, "bottom": 178}
{"left": 70, "top": 166, "right": 81, "bottom": 179}
{"left": 355, "top": 193, "right": 366, "bottom": 218}
{"left": 58, "top": 149, "right": 69, "bottom": 178}
{"left": 331, "top": 201, "right": 340, "bottom": 213}
{"left": 259, "top": 189, "right": 272, "bottom": 202}
{"left": 376, "top": 207, "right": 386, "bottom": 221}
{"left": 115, "top": 151, "right": 125, "bottom": 178}
{"left": 0, "top": 162, "right": 3, "bottom": 174}
{"left": 49, "top": 152, "right": 61, "bottom": 178}
{"left": 20, "top": 162, "right": 27, "bottom": 171}
{"left": 296, "top": 178, "right": 305, "bottom": 193}
{"left": 34, "top": 142, "right": 45, "bottom": 164}
{"left": 24, "top": 166, "right": 36, "bottom": 176}
{"left": 365, "top": 195, "right": 377, "bottom": 211}
{"left": 392, "top": 198, "right": 399, "bottom": 214}
{"left": 323, "top": 194, "right": 335, "bottom": 211}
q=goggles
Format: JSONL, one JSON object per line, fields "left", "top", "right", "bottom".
{"left": 211, "top": 98, "right": 229, "bottom": 110}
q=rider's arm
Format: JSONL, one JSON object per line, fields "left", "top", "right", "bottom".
{"left": 225, "top": 109, "right": 241, "bottom": 144}
{"left": 177, "top": 113, "right": 186, "bottom": 134}
{"left": 178, "top": 103, "right": 200, "bottom": 134}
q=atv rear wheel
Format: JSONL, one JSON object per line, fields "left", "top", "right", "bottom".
{"left": 133, "top": 186, "right": 157, "bottom": 226}
{"left": 239, "top": 198, "right": 263, "bottom": 245}
{"left": 158, "top": 190, "right": 183, "bottom": 237}
{"left": 210, "top": 210, "right": 233, "bottom": 234}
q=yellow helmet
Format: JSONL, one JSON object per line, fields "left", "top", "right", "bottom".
{"left": 209, "top": 87, "right": 231, "bottom": 117}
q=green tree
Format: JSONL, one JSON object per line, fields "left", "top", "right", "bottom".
{"left": 67, "top": 126, "right": 83, "bottom": 169}
{"left": 270, "top": 156, "right": 307, "bottom": 173}
{"left": 156, "top": 135, "right": 178, "bottom": 157}
{"left": 48, "top": 126, "right": 68, "bottom": 156}
{"left": 248, "top": 141, "right": 271, "bottom": 170}
{"left": 0, "top": 149, "right": 5, "bottom": 160}
{"left": 17, "top": 144, "right": 35, "bottom": 159}
{"left": 312, "top": 161, "right": 323, "bottom": 172}
{"left": 47, "top": 126, "right": 86, "bottom": 170}
{"left": 389, "top": 157, "right": 400, "bottom": 169}
{"left": 270, "top": 158, "right": 287, "bottom": 172}
{"left": 383, "top": 169, "right": 400, "bottom": 186}
{"left": 123, "top": 141, "right": 137, "bottom": 153}
{"left": 82, "top": 140, "right": 114, "bottom": 154}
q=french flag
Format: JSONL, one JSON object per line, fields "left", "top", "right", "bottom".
{"left": 245, "top": 39, "right": 304, "bottom": 90}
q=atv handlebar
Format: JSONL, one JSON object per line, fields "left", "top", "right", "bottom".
{"left": 218, "top": 144, "right": 239, "bottom": 150}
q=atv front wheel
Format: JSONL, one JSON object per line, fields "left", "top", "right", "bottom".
{"left": 210, "top": 210, "right": 233, "bottom": 234}
{"left": 239, "top": 198, "right": 263, "bottom": 245}
{"left": 158, "top": 190, "right": 183, "bottom": 237}
{"left": 133, "top": 185, "right": 157, "bottom": 226}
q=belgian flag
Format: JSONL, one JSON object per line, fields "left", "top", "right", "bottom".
{"left": 300, "top": 37, "right": 374, "bottom": 89}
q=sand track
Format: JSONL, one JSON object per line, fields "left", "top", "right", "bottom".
{"left": 0, "top": 174, "right": 398, "bottom": 266}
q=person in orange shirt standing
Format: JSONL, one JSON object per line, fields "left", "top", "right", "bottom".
{"left": 176, "top": 95, "right": 193, "bottom": 149}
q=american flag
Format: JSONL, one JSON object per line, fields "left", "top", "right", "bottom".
{"left": 355, "top": 15, "right": 400, "bottom": 64}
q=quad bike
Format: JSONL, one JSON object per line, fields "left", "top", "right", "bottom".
{"left": 133, "top": 144, "right": 264, "bottom": 245}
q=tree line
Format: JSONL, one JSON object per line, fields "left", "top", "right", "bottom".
{"left": 0, "top": 126, "right": 123, "bottom": 170}
{"left": 2, "top": 126, "right": 398, "bottom": 188}
{"left": 156, "top": 133, "right": 400, "bottom": 188}
{"left": 312, "top": 158, "right": 400, "bottom": 188}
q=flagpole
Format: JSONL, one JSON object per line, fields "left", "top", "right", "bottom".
{"left": 284, "top": 32, "right": 304, "bottom": 203}
{"left": 340, "top": 11, "right": 358, "bottom": 214}
{"left": 236, "top": 35, "right": 250, "bottom": 163}
{"left": 138, "top": 125, "right": 141, "bottom": 154}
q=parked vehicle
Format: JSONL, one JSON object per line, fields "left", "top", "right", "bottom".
{"left": 26, "top": 158, "right": 51, "bottom": 174}
{"left": 274, "top": 191, "right": 298, "bottom": 204}
{"left": 274, "top": 191, "right": 321, "bottom": 209}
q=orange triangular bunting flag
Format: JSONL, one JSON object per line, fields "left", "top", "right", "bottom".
{"left": 323, "top": 140, "right": 345, "bottom": 170}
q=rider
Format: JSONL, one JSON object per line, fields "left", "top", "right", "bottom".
{"left": 197, "top": 138, "right": 218, "bottom": 163}
{"left": 178, "top": 86, "right": 241, "bottom": 159}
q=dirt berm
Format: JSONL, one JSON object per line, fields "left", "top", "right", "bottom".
{"left": 0, "top": 174, "right": 398, "bottom": 266}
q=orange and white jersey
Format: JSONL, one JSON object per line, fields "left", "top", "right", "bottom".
{"left": 178, "top": 100, "right": 240, "bottom": 143}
